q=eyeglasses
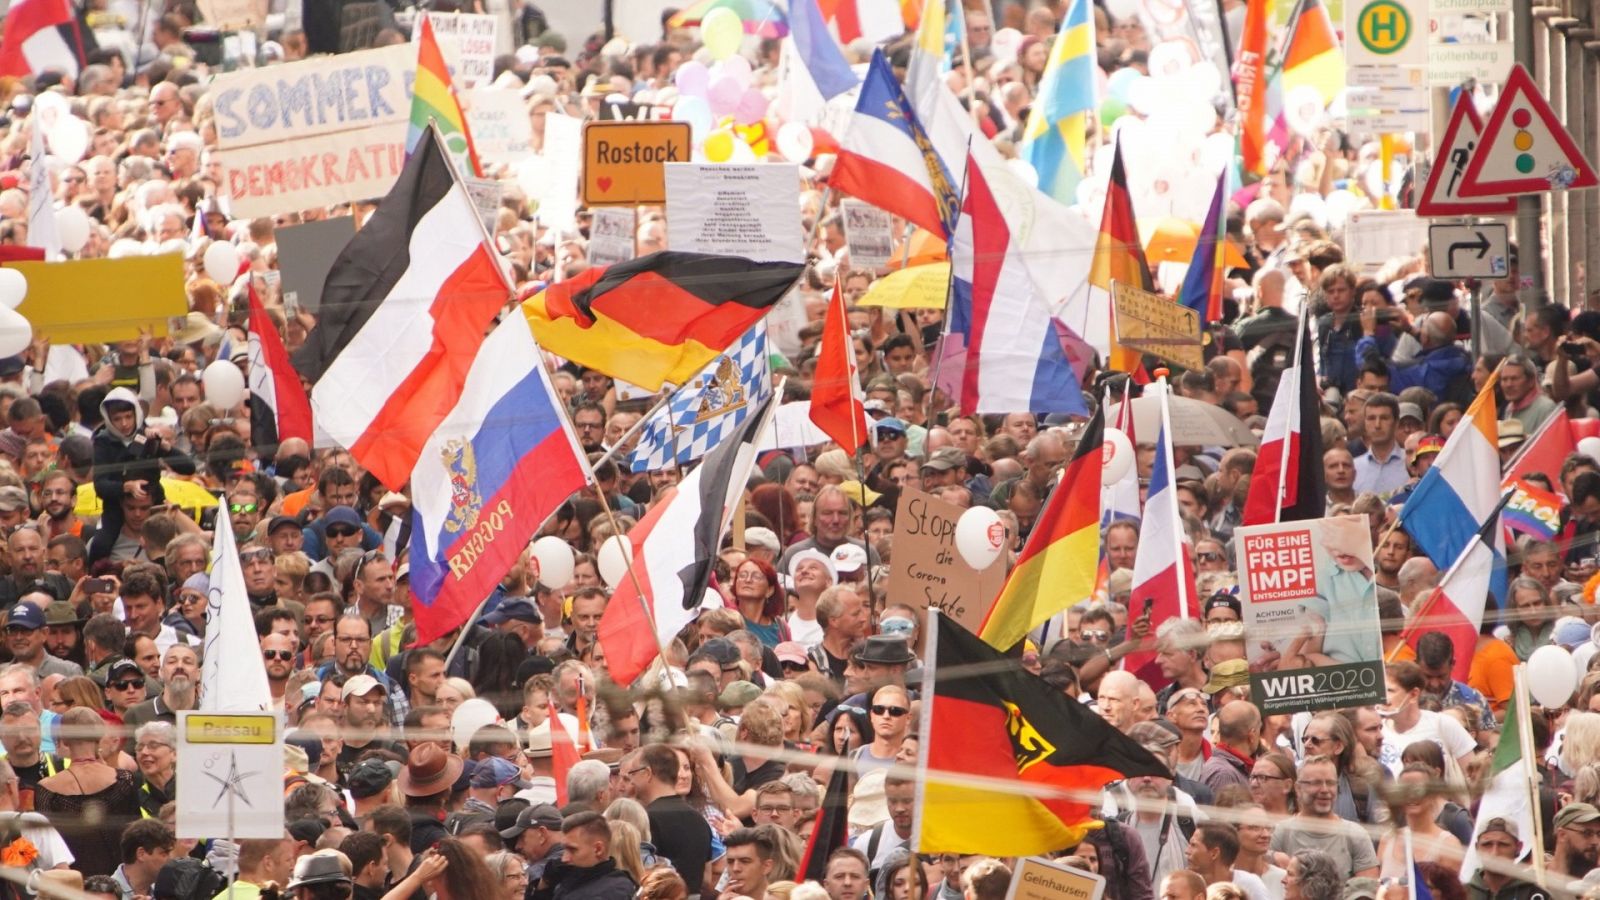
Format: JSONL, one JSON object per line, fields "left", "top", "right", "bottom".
{"left": 3, "top": 625, "right": 34, "bottom": 635}
{"left": 1170, "top": 690, "right": 1207, "bottom": 706}
{"left": 1297, "top": 779, "right": 1337, "bottom": 790}
{"left": 757, "top": 804, "right": 793, "bottom": 814}
{"left": 1082, "top": 630, "right": 1110, "bottom": 642}
{"left": 262, "top": 649, "right": 294, "bottom": 661}
{"left": 110, "top": 679, "right": 145, "bottom": 690}
{"left": 336, "top": 635, "right": 370, "bottom": 645}
{"left": 1303, "top": 734, "right": 1331, "bottom": 745}
{"left": 326, "top": 526, "right": 359, "bottom": 538}
{"left": 306, "top": 615, "right": 336, "bottom": 625}
{"left": 735, "top": 571, "right": 767, "bottom": 583}
{"left": 1248, "top": 773, "right": 1288, "bottom": 784}
{"left": 1196, "top": 551, "right": 1226, "bottom": 563}
{"left": 239, "top": 548, "right": 273, "bottom": 564}
{"left": 574, "top": 421, "right": 603, "bottom": 432}
{"left": 626, "top": 766, "right": 649, "bottom": 777}
{"left": 1564, "top": 826, "right": 1600, "bottom": 840}
{"left": 871, "top": 704, "right": 909, "bottom": 717}
{"left": 135, "top": 740, "right": 171, "bottom": 751}
{"left": 230, "top": 502, "right": 258, "bottom": 514}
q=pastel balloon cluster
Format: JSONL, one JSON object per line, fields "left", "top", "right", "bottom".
{"left": 672, "top": 53, "right": 774, "bottom": 162}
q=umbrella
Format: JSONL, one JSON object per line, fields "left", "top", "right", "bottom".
{"left": 1106, "top": 394, "right": 1259, "bottom": 447}
{"left": 857, "top": 262, "right": 950, "bottom": 309}
{"left": 1141, "top": 217, "right": 1250, "bottom": 268}
{"left": 76, "top": 478, "right": 220, "bottom": 517}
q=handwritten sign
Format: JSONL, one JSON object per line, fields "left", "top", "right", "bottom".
{"left": 212, "top": 127, "right": 406, "bottom": 218}
{"left": 1110, "top": 280, "right": 1203, "bottom": 371}
{"left": 886, "top": 488, "right": 1006, "bottom": 634}
{"left": 582, "top": 120, "right": 691, "bottom": 206}
{"left": 1004, "top": 859, "right": 1106, "bottom": 900}
{"left": 664, "top": 163, "right": 804, "bottom": 264}
{"left": 465, "top": 87, "right": 533, "bottom": 166}
{"left": 197, "top": 0, "right": 267, "bottom": 31}
{"left": 416, "top": 12, "right": 497, "bottom": 87}
{"left": 211, "top": 43, "right": 414, "bottom": 150}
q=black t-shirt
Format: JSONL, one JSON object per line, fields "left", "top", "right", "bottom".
{"left": 730, "top": 757, "right": 784, "bottom": 794}
{"left": 646, "top": 796, "right": 712, "bottom": 893}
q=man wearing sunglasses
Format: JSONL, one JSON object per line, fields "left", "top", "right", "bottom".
{"left": 228, "top": 485, "right": 263, "bottom": 542}
{"left": 260, "top": 632, "right": 297, "bottom": 708}
{"left": 304, "top": 506, "right": 376, "bottom": 564}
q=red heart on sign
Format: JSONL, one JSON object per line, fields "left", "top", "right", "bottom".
{"left": 597, "top": 176, "right": 613, "bottom": 192}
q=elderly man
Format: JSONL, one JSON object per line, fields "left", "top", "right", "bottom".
{"left": 1359, "top": 309, "right": 1472, "bottom": 403}
{"left": 778, "top": 485, "right": 880, "bottom": 571}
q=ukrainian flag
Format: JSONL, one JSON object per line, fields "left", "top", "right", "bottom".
{"left": 1020, "top": 0, "right": 1095, "bottom": 205}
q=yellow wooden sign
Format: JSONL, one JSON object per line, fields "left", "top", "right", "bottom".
{"left": 582, "top": 120, "right": 692, "bottom": 207}
{"left": 185, "top": 714, "right": 277, "bottom": 745}
{"left": 1110, "top": 280, "right": 1203, "bottom": 371}
{"left": 6, "top": 255, "right": 187, "bottom": 343}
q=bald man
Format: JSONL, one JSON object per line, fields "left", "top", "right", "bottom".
{"left": 1359, "top": 309, "right": 1472, "bottom": 402}
{"left": 1096, "top": 671, "right": 1141, "bottom": 733}
{"left": 1200, "top": 701, "right": 1261, "bottom": 792}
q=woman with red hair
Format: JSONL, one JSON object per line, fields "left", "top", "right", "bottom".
{"left": 750, "top": 483, "right": 806, "bottom": 546}
{"left": 731, "top": 557, "right": 787, "bottom": 647}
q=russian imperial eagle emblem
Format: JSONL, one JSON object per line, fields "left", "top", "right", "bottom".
{"left": 442, "top": 438, "right": 483, "bottom": 533}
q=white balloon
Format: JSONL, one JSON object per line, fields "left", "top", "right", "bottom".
{"left": 1102, "top": 427, "right": 1135, "bottom": 485}
{"left": 1103, "top": 0, "right": 1137, "bottom": 20}
{"left": 157, "top": 238, "right": 188, "bottom": 257}
{"left": 201, "top": 359, "right": 246, "bottom": 410}
{"left": 530, "top": 535, "right": 576, "bottom": 589}
{"left": 0, "top": 269, "right": 26, "bottom": 310}
{"left": 776, "top": 121, "right": 814, "bottom": 162}
{"left": 451, "top": 698, "right": 501, "bottom": 751}
{"left": 953, "top": 506, "right": 1005, "bottom": 570}
{"left": 108, "top": 238, "right": 145, "bottom": 259}
{"left": 55, "top": 206, "right": 90, "bottom": 254}
{"left": 1126, "top": 76, "right": 1158, "bottom": 115}
{"left": 1147, "top": 41, "right": 1194, "bottom": 79}
{"left": 46, "top": 117, "right": 89, "bottom": 165}
{"left": 204, "top": 241, "right": 240, "bottom": 284}
{"left": 0, "top": 307, "right": 32, "bottom": 358}
{"left": 597, "top": 534, "right": 635, "bottom": 587}
{"left": 1528, "top": 644, "right": 1579, "bottom": 708}
{"left": 1579, "top": 437, "right": 1600, "bottom": 466}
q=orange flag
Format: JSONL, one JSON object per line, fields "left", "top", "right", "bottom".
{"left": 1235, "top": 0, "right": 1270, "bottom": 177}
{"left": 548, "top": 702, "right": 581, "bottom": 805}
{"left": 808, "top": 281, "right": 870, "bottom": 451}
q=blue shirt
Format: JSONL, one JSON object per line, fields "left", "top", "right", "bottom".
{"left": 1353, "top": 443, "right": 1408, "bottom": 496}
{"left": 1358, "top": 337, "right": 1472, "bottom": 401}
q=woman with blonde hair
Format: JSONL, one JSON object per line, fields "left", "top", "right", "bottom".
{"left": 609, "top": 820, "right": 646, "bottom": 882}
{"left": 636, "top": 868, "right": 687, "bottom": 900}
{"left": 763, "top": 681, "right": 813, "bottom": 745}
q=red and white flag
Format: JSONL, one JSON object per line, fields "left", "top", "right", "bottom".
{"left": 1123, "top": 381, "right": 1195, "bottom": 688}
{"left": 1241, "top": 311, "right": 1324, "bottom": 525}
{"left": 246, "top": 285, "right": 314, "bottom": 446}
{"left": 290, "top": 127, "right": 508, "bottom": 490}
{"left": 1400, "top": 512, "right": 1500, "bottom": 680}
{"left": 0, "top": 0, "right": 77, "bottom": 78}
{"left": 548, "top": 701, "right": 582, "bottom": 805}
{"left": 808, "top": 281, "right": 869, "bottom": 451}
{"left": 1502, "top": 408, "right": 1575, "bottom": 490}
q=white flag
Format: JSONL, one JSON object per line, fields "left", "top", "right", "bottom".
{"left": 26, "top": 122, "right": 60, "bottom": 260}
{"left": 200, "top": 505, "right": 271, "bottom": 711}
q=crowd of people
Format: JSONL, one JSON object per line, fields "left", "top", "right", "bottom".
{"left": 0, "top": 2, "right": 1597, "bottom": 900}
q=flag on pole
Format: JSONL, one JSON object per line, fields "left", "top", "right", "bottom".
{"left": 1101, "top": 385, "right": 1140, "bottom": 526}
{"left": 797, "top": 764, "right": 852, "bottom": 882}
{"left": 549, "top": 701, "right": 582, "bottom": 805}
{"left": 26, "top": 122, "right": 60, "bottom": 260}
{"left": 1177, "top": 171, "right": 1227, "bottom": 324}
{"left": 0, "top": 0, "right": 77, "bottom": 78}
{"left": 408, "top": 14, "right": 483, "bottom": 177}
{"left": 1019, "top": 0, "right": 1095, "bottom": 204}
{"left": 1235, "top": 0, "right": 1270, "bottom": 177}
{"left": 1400, "top": 500, "right": 1507, "bottom": 680}
{"left": 631, "top": 323, "right": 772, "bottom": 472}
{"left": 1123, "top": 382, "right": 1196, "bottom": 685}
{"left": 809, "top": 282, "right": 870, "bottom": 451}
{"left": 1461, "top": 683, "right": 1536, "bottom": 881}
{"left": 1279, "top": 0, "right": 1346, "bottom": 107}
{"left": 1502, "top": 479, "right": 1562, "bottom": 541}
{"left": 1502, "top": 409, "right": 1576, "bottom": 489}
{"left": 978, "top": 407, "right": 1102, "bottom": 650}
{"left": 246, "top": 284, "right": 314, "bottom": 447}
{"left": 1085, "top": 138, "right": 1154, "bottom": 373}
{"left": 1242, "top": 313, "right": 1324, "bottom": 526}
{"left": 789, "top": 0, "right": 857, "bottom": 99}
{"left": 200, "top": 504, "right": 272, "bottom": 711}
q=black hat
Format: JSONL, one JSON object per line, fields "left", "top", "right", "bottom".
{"left": 852, "top": 635, "right": 915, "bottom": 666}
{"left": 286, "top": 818, "right": 326, "bottom": 846}
{"left": 346, "top": 758, "right": 395, "bottom": 799}
{"left": 287, "top": 851, "right": 352, "bottom": 889}
{"left": 1202, "top": 591, "right": 1241, "bottom": 619}
{"left": 106, "top": 659, "right": 145, "bottom": 684}
{"left": 267, "top": 515, "right": 301, "bottom": 535}
{"left": 696, "top": 637, "right": 742, "bottom": 667}
{"left": 483, "top": 598, "right": 543, "bottom": 626}
{"left": 499, "top": 803, "right": 564, "bottom": 840}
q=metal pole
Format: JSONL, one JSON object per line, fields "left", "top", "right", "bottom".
{"left": 1513, "top": 2, "right": 1547, "bottom": 302}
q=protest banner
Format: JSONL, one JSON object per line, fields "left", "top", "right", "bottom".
{"left": 664, "top": 163, "right": 805, "bottom": 264}
{"left": 176, "top": 711, "right": 284, "bottom": 839}
{"left": 1004, "top": 858, "right": 1106, "bottom": 900}
{"left": 197, "top": 0, "right": 267, "bottom": 31}
{"left": 842, "top": 199, "right": 894, "bottom": 271}
{"left": 276, "top": 217, "right": 357, "bottom": 314}
{"left": 213, "top": 127, "right": 407, "bottom": 218}
{"left": 587, "top": 207, "right": 636, "bottom": 267}
{"left": 582, "top": 120, "right": 691, "bottom": 206}
{"left": 416, "top": 12, "right": 497, "bottom": 87}
{"left": 466, "top": 87, "right": 534, "bottom": 166}
{"left": 1235, "top": 514, "right": 1387, "bottom": 715}
{"left": 210, "top": 43, "right": 413, "bottom": 150}
{"left": 887, "top": 488, "right": 1006, "bottom": 634}
{"left": 6, "top": 255, "right": 187, "bottom": 342}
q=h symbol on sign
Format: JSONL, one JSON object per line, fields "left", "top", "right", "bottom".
{"left": 1370, "top": 9, "right": 1399, "bottom": 41}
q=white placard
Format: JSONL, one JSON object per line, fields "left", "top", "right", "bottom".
{"left": 176, "top": 711, "right": 285, "bottom": 839}
{"left": 1345, "top": 210, "right": 1430, "bottom": 274}
{"left": 416, "top": 12, "right": 497, "bottom": 87}
{"left": 663, "top": 163, "right": 804, "bottom": 264}
{"left": 841, "top": 200, "right": 894, "bottom": 272}
{"left": 588, "top": 207, "right": 636, "bottom": 267}
{"left": 1427, "top": 42, "right": 1513, "bottom": 86}
{"left": 210, "top": 43, "right": 413, "bottom": 150}
{"left": 533, "top": 114, "right": 583, "bottom": 230}
{"left": 466, "top": 88, "right": 534, "bottom": 166}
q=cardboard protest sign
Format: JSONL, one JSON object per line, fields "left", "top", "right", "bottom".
{"left": 7, "top": 255, "right": 187, "bottom": 342}
{"left": 466, "top": 87, "right": 534, "bottom": 166}
{"left": 197, "top": 0, "right": 267, "bottom": 31}
{"left": 214, "top": 128, "right": 408, "bottom": 218}
{"left": 276, "top": 217, "right": 357, "bottom": 314}
{"left": 1235, "top": 514, "right": 1386, "bottom": 715}
{"left": 587, "top": 208, "right": 636, "bottom": 267}
{"left": 1004, "top": 858, "right": 1106, "bottom": 900}
{"left": 887, "top": 488, "right": 1007, "bottom": 634}
{"left": 664, "top": 163, "right": 804, "bottom": 264}
{"left": 416, "top": 12, "right": 497, "bottom": 86}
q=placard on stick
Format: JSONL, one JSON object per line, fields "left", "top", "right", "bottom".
{"left": 886, "top": 488, "right": 1007, "bottom": 633}
{"left": 1004, "top": 858, "right": 1106, "bottom": 900}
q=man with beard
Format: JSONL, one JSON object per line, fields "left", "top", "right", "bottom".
{"left": 1374, "top": 528, "right": 1412, "bottom": 591}
{"left": 1467, "top": 818, "right": 1543, "bottom": 900}
{"left": 348, "top": 552, "right": 397, "bottom": 640}
{"left": 260, "top": 632, "right": 296, "bottom": 708}
{"left": 1551, "top": 803, "right": 1600, "bottom": 881}
{"left": 42, "top": 602, "right": 85, "bottom": 668}
{"left": 228, "top": 483, "right": 264, "bottom": 542}
{"left": 36, "top": 472, "right": 84, "bottom": 541}
{"left": 4, "top": 603, "right": 81, "bottom": 678}
{"left": 122, "top": 643, "right": 199, "bottom": 730}
{"left": 240, "top": 542, "right": 281, "bottom": 608}
{"left": 0, "top": 527, "right": 73, "bottom": 607}
{"left": 337, "top": 675, "right": 401, "bottom": 775}
{"left": 318, "top": 615, "right": 407, "bottom": 728}
{"left": 572, "top": 403, "right": 607, "bottom": 453}
{"left": 1104, "top": 722, "right": 1206, "bottom": 887}
{"left": 1268, "top": 756, "right": 1379, "bottom": 877}
{"left": 0, "top": 701, "right": 64, "bottom": 808}
{"left": 44, "top": 535, "right": 87, "bottom": 587}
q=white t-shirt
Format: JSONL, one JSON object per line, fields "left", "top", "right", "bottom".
{"left": 1230, "top": 869, "right": 1272, "bottom": 900}
{"left": 786, "top": 612, "right": 822, "bottom": 645}
{"left": 1383, "top": 709, "right": 1475, "bottom": 774}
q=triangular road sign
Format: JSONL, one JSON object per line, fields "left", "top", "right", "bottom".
{"left": 1459, "top": 63, "right": 1599, "bottom": 197}
{"left": 1416, "top": 95, "right": 1518, "bottom": 217}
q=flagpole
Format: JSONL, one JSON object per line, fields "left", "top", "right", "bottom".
{"left": 427, "top": 120, "right": 515, "bottom": 295}
{"left": 1273, "top": 302, "right": 1310, "bottom": 523}
{"left": 922, "top": 141, "right": 971, "bottom": 427}
{"left": 1155, "top": 372, "right": 1192, "bottom": 618}
{"left": 590, "top": 391, "right": 676, "bottom": 473}
{"left": 1513, "top": 663, "right": 1547, "bottom": 886}
{"left": 1389, "top": 488, "right": 1515, "bottom": 660}
{"left": 911, "top": 606, "right": 940, "bottom": 851}
{"left": 1403, "top": 827, "right": 1419, "bottom": 900}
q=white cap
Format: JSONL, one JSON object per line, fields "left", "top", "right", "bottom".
{"left": 830, "top": 543, "right": 868, "bottom": 574}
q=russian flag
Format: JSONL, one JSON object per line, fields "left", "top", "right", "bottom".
{"left": 948, "top": 154, "right": 1085, "bottom": 416}
{"left": 1399, "top": 371, "right": 1507, "bottom": 606}
{"left": 408, "top": 316, "right": 589, "bottom": 646}
{"left": 831, "top": 50, "right": 961, "bottom": 238}
{"left": 1123, "top": 383, "right": 1195, "bottom": 687}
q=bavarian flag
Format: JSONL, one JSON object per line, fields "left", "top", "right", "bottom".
{"left": 521, "top": 251, "right": 803, "bottom": 391}
{"left": 921, "top": 612, "right": 1169, "bottom": 856}
{"left": 977, "top": 406, "right": 1102, "bottom": 650}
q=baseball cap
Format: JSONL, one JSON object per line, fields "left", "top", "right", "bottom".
{"left": 106, "top": 659, "right": 144, "bottom": 684}
{"left": 6, "top": 604, "right": 44, "bottom": 631}
{"left": 830, "top": 542, "right": 868, "bottom": 574}
{"left": 696, "top": 637, "right": 742, "bottom": 667}
{"left": 1553, "top": 616, "right": 1592, "bottom": 649}
{"left": 499, "top": 803, "right": 564, "bottom": 840}
{"left": 471, "top": 756, "right": 530, "bottom": 790}
{"left": 863, "top": 399, "right": 891, "bottom": 416}
{"left": 1202, "top": 592, "right": 1241, "bottom": 620}
{"left": 718, "top": 680, "right": 761, "bottom": 708}
{"left": 482, "top": 598, "right": 543, "bottom": 626}
{"left": 346, "top": 758, "right": 396, "bottom": 799}
{"left": 744, "top": 527, "right": 781, "bottom": 553}
{"left": 1477, "top": 816, "right": 1521, "bottom": 841}
{"left": 267, "top": 515, "right": 301, "bottom": 535}
{"left": 340, "top": 674, "right": 384, "bottom": 700}
{"left": 1203, "top": 658, "right": 1250, "bottom": 694}
{"left": 787, "top": 549, "right": 837, "bottom": 583}
{"left": 1556, "top": 803, "right": 1600, "bottom": 829}
{"left": 774, "top": 641, "right": 808, "bottom": 666}
{"left": 837, "top": 480, "right": 881, "bottom": 507}
{"left": 922, "top": 447, "right": 967, "bottom": 472}
{"left": 874, "top": 417, "right": 907, "bottom": 436}
{"left": 1398, "top": 402, "right": 1423, "bottom": 423}
{"left": 1412, "top": 434, "right": 1445, "bottom": 458}
{"left": 322, "top": 506, "right": 362, "bottom": 529}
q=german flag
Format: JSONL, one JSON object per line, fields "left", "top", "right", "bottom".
{"left": 1281, "top": 0, "right": 1345, "bottom": 107}
{"left": 522, "top": 252, "right": 803, "bottom": 391}
{"left": 920, "top": 612, "right": 1168, "bottom": 856}
{"left": 1087, "top": 138, "right": 1154, "bottom": 374}
{"left": 977, "top": 406, "right": 1102, "bottom": 651}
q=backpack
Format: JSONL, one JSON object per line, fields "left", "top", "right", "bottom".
{"left": 155, "top": 858, "right": 228, "bottom": 900}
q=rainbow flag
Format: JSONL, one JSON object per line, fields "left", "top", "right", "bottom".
{"left": 1178, "top": 169, "right": 1227, "bottom": 324}
{"left": 978, "top": 407, "right": 1102, "bottom": 650}
{"left": 408, "top": 15, "right": 482, "bottom": 177}
{"left": 1504, "top": 478, "right": 1562, "bottom": 541}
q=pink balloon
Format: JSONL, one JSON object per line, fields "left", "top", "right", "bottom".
{"left": 675, "top": 60, "right": 710, "bottom": 98}
{"left": 733, "top": 88, "right": 768, "bottom": 125}
{"left": 719, "top": 54, "right": 752, "bottom": 88}
{"left": 708, "top": 75, "right": 743, "bottom": 116}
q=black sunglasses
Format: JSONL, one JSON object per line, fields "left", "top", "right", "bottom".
{"left": 110, "top": 679, "right": 145, "bottom": 690}
{"left": 262, "top": 649, "right": 294, "bottom": 661}
{"left": 239, "top": 548, "right": 273, "bottom": 563}
{"left": 326, "top": 526, "right": 360, "bottom": 538}
{"left": 871, "top": 704, "right": 909, "bottom": 717}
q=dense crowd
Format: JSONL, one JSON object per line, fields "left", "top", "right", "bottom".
{"left": 0, "top": 2, "right": 1597, "bottom": 900}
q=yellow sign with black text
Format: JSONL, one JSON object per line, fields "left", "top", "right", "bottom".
{"left": 185, "top": 714, "right": 277, "bottom": 745}
{"left": 1110, "top": 281, "right": 1204, "bottom": 371}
